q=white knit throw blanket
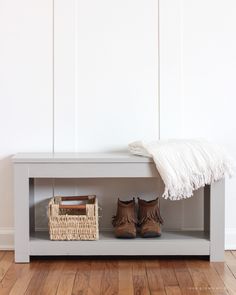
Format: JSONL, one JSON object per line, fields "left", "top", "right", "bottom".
{"left": 129, "top": 139, "right": 234, "bottom": 200}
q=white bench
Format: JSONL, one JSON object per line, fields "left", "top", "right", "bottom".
{"left": 13, "top": 153, "right": 225, "bottom": 262}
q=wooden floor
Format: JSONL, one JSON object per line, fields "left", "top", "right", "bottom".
{"left": 1, "top": 252, "right": 236, "bottom": 294}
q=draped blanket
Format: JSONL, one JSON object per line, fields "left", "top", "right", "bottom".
{"left": 128, "top": 139, "right": 234, "bottom": 200}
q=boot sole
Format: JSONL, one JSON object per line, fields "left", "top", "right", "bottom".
{"left": 115, "top": 233, "right": 136, "bottom": 239}
{"left": 141, "top": 232, "right": 161, "bottom": 238}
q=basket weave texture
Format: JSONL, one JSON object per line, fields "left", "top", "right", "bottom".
{"left": 48, "top": 195, "right": 99, "bottom": 241}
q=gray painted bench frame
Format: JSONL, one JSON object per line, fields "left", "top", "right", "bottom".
{"left": 13, "top": 153, "right": 225, "bottom": 263}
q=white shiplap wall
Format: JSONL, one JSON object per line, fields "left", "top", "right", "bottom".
{"left": 181, "top": 0, "right": 236, "bottom": 247}
{"left": 160, "top": 0, "right": 236, "bottom": 244}
{"left": 54, "top": 0, "right": 159, "bottom": 152}
{"left": 0, "top": 0, "right": 53, "bottom": 248}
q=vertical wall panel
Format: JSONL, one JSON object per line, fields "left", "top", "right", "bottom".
{"left": 159, "top": 0, "right": 183, "bottom": 139}
{"left": 159, "top": 0, "right": 184, "bottom": 229}
{"left": 54, "top": 0, "right": 77, "bottom": 151}
{"left": 0, "top": 0, "right": 53, "bottom": 230}
{"left": 54, "top": 0, "right": 159, "bottom": 152}
{"left": 182, "top": 0, "right": 236, "bottom": 243}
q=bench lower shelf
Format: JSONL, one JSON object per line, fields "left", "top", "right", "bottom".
{"left": 30, "top": 230, "right": 210, "bottom": 256}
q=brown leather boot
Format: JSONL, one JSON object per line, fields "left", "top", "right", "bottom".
{"left": 138, "top": 197, "right": 163, "bottom": 238}
{"left": 112, "top": 198, "right": 137, "bottom": 238}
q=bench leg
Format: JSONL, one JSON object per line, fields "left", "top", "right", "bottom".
{"left": 14, "top": 164, "right": 30, "bottom": 263}
{"left": 210, "top": 179, "right": 225, "bottom": 262}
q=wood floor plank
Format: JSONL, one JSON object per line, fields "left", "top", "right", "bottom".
{"left": 186, "top": 260, "right": 213, "bottom": 295}
{"left": 173, "top": 260, "right": 198, "bottom": 295}
{"left": 56, "top": 260, "right": 77, "bottom": 295}
{"left": 197, "top": 260, "right": 228, "bottom": 295}
{"left": 225, "top": 251, "right": 236, "bottom": 278}
{"left": 145, "top": 260, "right": 166, "bottom": 295}
{"left": 213, "top": 262, "right": 236, "bottom": 295}
{"left": 100, "top": 260, "right": 119, "bottom": 295}
{"left": 0, "top": 251, "right": 236, "bottom": 295}
{"left": 40, "top": 260, "right": 65, "bottom": 295}
{"left": 225, "top": 252, "right": 236, "bottom": 264}
{"left": 230, "top": 251, "right": 236, "bottom": 259}
{"left": 159, "top": 260, "right": 178, "bottom": 287}
{"left": 0, "top": 252, "right": 14, "bottom": 282}
{"left": 72, "top": 260, "right": 91, "bottom": 295}
{"left": 0, "top": 251, "right": 5, "bottom": 260}
{"left": 24, "top": 261, "right": 51, "bottom": 295}
{"left": 0, "top": 261, "right": 26, "bottom": 294}
{"left": 132, "top": 260, "right": 150, "bottom": 295}
{"left": 118, "top": 260, "right": 134, "bottom": 295}
{"left": 9, "top": 263, "right": 38, "bottom": 295}
{"left": 165, "top": 286, "right": 182, "bottom": 295}
{"left": 149, "top": 291, "right": 166, "bottom": 295}
{"left": 87, "top": 261, "right": 104, "bottom": 295}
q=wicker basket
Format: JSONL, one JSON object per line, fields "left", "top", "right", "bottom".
{"left": 48, "top": 195, "right": 99, "bottom": 241}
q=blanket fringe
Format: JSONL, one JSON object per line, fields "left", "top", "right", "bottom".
{"left": 129, "top": 139, "right": 235, "bottom": 200}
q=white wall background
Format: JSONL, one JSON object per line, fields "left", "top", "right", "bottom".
{"left": 181, "top": 0, "right": 236, "bottom": 248}
{"left": 0, "top": 0, "right": 53, "bottom": 248}
{"left": 160, "top": 0, "right": 236, "bottom": 247}
{"left": 54, "top": 0, "right": 159, "bottom": 152}
{"left": 0, "top": 0, "right": 236, "bottom": 249}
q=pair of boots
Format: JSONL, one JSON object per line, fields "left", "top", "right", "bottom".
{"left": 112, "top": 197, "right": 163, "bottom": 238}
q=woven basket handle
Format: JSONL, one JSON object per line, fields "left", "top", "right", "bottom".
{"left": 59, "top": 195, "right": 95, "bottom": 210}
{"left": 59, "top": 204, "right": 86, "bottom": 209}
